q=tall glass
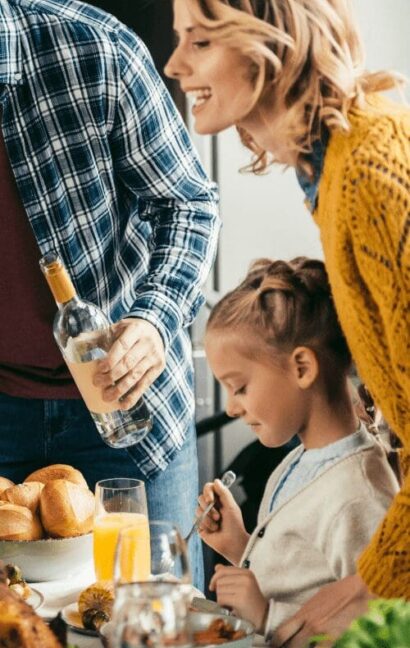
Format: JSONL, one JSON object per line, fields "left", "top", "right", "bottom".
{"left": 94, "top": 478, "right": 150, "bottom": 582}
{"left": 111, "top": 581, "right": 191, "bottom": 648}
{"left": 115, "top": 520, "right": 191, "bottom": 586}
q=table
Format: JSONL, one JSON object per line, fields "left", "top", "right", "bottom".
{"left": 34, "top": 561, "right": 102, "bottom": 647}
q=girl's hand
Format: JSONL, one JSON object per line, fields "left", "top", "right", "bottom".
{"left": 209, "top": 565, "right": 268, "bottom": 633}
{"left": 196, "top": 479, "right": 249, "bottom": 564}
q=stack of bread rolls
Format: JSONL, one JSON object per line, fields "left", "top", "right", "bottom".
{"left": 0, "top": 465, "right": 94, "bottom": 541}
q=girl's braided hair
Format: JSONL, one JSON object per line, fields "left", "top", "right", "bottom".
{"left": 207, "top": 257, "right": 351, "bottom": 398}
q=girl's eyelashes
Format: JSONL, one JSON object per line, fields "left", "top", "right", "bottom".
{"left": 234, "top": 385, "right": 247, "bottom": 396}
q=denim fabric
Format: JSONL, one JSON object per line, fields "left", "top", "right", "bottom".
{"left": 296, "top": 134, "right": 329, "bottom": 213}
{"left": 0, "top": 393, "right": 203, "bottom": 590}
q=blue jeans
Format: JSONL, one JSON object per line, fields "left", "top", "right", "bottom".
{"left": 0, "top": 393, "right": 203, "bottom": 590}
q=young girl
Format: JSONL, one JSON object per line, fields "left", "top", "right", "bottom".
{"left": 165, "top": 1, "right": 409, "bottom": 640}
{"left": 198, "top": 257, "right": 398, "bottom": 642}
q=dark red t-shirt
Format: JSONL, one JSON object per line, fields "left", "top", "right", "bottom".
{"left": 0, "top": 115, "right": 79, "bottom": 399}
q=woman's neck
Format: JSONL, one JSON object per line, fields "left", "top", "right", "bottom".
{"left": 298, "top": 384, "right": 359, "bottom": 450}
{"left": 238, "top": 103, "right": 298, "bottom": 167}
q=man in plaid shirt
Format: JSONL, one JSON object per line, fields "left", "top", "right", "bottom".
{"left": 0, "top": 0, "right": 219, "bottom": 587}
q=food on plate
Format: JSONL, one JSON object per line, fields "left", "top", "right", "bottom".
{"left": 0, "top": 503, "right": 43, "bottom": 541}
{"left": 0, "top": 478, "right": 14, "bottom": 496}
{"left": 193, "top": 618, "right": 246, "bottom": 645}
{"left": 0, "top": 482, "right": 44, "bottom": 513}
{"left": 3, "top": 563, "right": 31, "bottom": 600}
{"left": 40, "top": 479, "right": 94, "bottom": 538}
{"left": 78, "top": 581, "right": 114, "bottom": 631}
{"left": 25, "top": 464, "right": 88, "bottom": 489}
{"left": 0, "top": 582, "right": 62, "bottom": 647}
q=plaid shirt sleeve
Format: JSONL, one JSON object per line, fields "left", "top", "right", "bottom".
{"left": 110, "top": 26, "right": 220, "bottom": 350}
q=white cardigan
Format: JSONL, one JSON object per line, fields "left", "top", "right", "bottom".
{"left": 239, "top": 431, "right": 399, "bottom": 642}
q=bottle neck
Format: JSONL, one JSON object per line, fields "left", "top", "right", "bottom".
{"left": 56, "top": 295, "right": 81, "bottom": 310}
{"left": 40, "top": 254, "right": 77, "bottom": 305}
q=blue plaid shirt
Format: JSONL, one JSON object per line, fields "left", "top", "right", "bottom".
{"left": 0, "top": 0, "right": 220, "bottom": 477}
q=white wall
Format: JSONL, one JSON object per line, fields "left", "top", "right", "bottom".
{"left": 193, "top": 0, "right": 410, "bottom": 480}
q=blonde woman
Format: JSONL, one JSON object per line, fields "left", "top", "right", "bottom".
{"left": 165, "top": 1, "right": 410, "bottom": 645}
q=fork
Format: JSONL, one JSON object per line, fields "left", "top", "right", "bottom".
{"left": 184, "top": 470, "right": 236, "bottom": 544}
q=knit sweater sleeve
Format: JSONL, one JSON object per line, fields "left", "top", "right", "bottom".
{"left": 344, "top": 153, "right": 410, "bottom": 596}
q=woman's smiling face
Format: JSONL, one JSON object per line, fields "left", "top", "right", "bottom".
{"left": 164, "top": 0, "right": 257, "bottom": 135}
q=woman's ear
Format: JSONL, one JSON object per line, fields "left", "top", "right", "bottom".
{"left": 290, "top": 346, "right": 318, "bottom": 389}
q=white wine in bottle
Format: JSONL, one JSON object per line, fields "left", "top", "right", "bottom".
{"left": 40, "top": 251, "right": 152, "bottom": 448}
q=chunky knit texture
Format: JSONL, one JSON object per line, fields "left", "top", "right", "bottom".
{"left": 315, "top": 95, "right": 410, "bottom": 597}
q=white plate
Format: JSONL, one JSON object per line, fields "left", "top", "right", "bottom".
{"left": 61, "top": 602, "right": 98, "bottom": 636}
{"left": 61, "top": 583, "right": 204, "bottom": 638}
{"left": 27, "top": 587, "right": 45, "bottom": 612}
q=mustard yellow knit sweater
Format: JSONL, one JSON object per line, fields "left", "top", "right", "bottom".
{"left": 315, "top": 95, "right": 410, "bottom": 597}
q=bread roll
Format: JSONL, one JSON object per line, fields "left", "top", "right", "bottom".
{"left": 25, "top": 464, "right": 88, "bottom": 489}
{"left": 40, "top": 480, "right": 94, "bottom": 538}
{"left": 0, "top": 477, "right": 14, "bottom": 496}
{"left": 0, "top": 482, "right": 44, "bottom": 513}
{"left": 0, "top": 503, "right": 43, "bottom": 541}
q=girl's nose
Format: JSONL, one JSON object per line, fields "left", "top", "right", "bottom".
{"left": 164, "top": 47, "right": 191, "bottom": 80}
{"left": 226, "top": 397, "right": 244, "bottom": 419}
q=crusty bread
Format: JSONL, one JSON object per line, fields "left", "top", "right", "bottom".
{"left": 0, "top": 503, "right": 43, "bottom": 541}
{"left": 0, "top": 478, "right": 14, "bottom": 496}
{"left": 25, "top": 464, "right": 88, "bottom": 489}
{"left": 0, "top": 583, "right": 62, "bottom": 647}
{"left": 40, "top": 479, "right": 94, "bottom": 538}
{"left": 0, "top": 482, "right": 44, "bottom": 513}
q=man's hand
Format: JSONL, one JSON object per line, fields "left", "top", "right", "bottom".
{"left": 210, "top": 565, "right": 268, "bottom": 633}
{"left": 93, "top": 318, "right": 165, "bottom": 409}
{"left": 197, "top": 479, "right": 249, "bottom": 564}
{"left": 270, "top": 574, "right": 373, "bottom": 647}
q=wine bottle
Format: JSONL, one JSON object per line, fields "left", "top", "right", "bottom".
{"left": 40, "top": 252, "right": 152, "bottom": 448}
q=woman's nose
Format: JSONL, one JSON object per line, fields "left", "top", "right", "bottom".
{"left": 164, "top": 46, "right": 191, "bottom": 80}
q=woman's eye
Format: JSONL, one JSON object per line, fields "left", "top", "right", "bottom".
{"left": 192, "top": 40, "right": 210, "bottom": 49}
{"left": 234, "top": 385, "right": 246, "bottom": 396}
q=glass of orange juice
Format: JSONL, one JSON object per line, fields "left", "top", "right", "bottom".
{"left": 115, "top": 521, "right": 191, "bottom": 586}
{"left": 94, "top": 478, "right": 149, "bottom": 582}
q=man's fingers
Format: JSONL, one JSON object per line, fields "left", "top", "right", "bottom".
{"left": 116, "top": 367, "right": 159, "bottom": 409}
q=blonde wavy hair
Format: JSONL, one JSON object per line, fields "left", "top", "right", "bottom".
{"left": 190, "top": 0, "right": 403, "bottom": 173}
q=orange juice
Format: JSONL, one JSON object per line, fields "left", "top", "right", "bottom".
{"left": 93, "top": 512, "right": 150, "bottom": 582}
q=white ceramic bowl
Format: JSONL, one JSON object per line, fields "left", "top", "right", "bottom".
{"left": 0, "top": 533, "right": 93, "bottom": 582}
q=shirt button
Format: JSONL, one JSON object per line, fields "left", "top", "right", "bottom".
{"left": 14, "top": 73, "right": 22, "bottom": 81}
{"left": 242, "top": 559, "right": 250, "bottom": 569}
{"left": 258, "top": 528, "right": 265, "bottom": 538}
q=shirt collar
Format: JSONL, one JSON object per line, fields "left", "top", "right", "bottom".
{"left": 0, "top": 1, "right": 22, "bottom": 85}
{"left": 296, "top": 132, "right": 329, "bottom": 213}
{"left": 300, "top": 422, "right": 371, "bottom": 464}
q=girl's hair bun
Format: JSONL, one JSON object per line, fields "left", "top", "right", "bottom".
{"left": 207, "top": 256, "right": 351, "bottom": 398}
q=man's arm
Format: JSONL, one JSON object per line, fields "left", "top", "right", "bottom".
{"left": 95, "top": 25, "right": 219, "bottom": 408}
{"left": 110, "top": 25, "right": 220, "bottom": 350}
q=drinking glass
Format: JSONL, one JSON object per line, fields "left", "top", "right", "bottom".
{"left": 94, "top": 478, "right": 149, "bottom": 582}
{"left": 111, "top": 581, "right": 191, "bottom": 648}
{"left": 115, "top": 520, "right": 191, "bottom": 586}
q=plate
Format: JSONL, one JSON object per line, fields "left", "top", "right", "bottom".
{"left": 61, "top": 602, "right": 98, "bottom": 636}
{"left": 27, "top": 587, "right": 45, "bottom": 612}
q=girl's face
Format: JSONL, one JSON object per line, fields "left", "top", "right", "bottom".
{"left": 165, "top": 0, "right": 258, "bottom": 135}
{"left": 205, "top": 331, "right": 310, "bottom": 448}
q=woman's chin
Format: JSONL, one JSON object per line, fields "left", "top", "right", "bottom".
{"left": 193, "top": 120, "right": 220, "bottom": 136}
